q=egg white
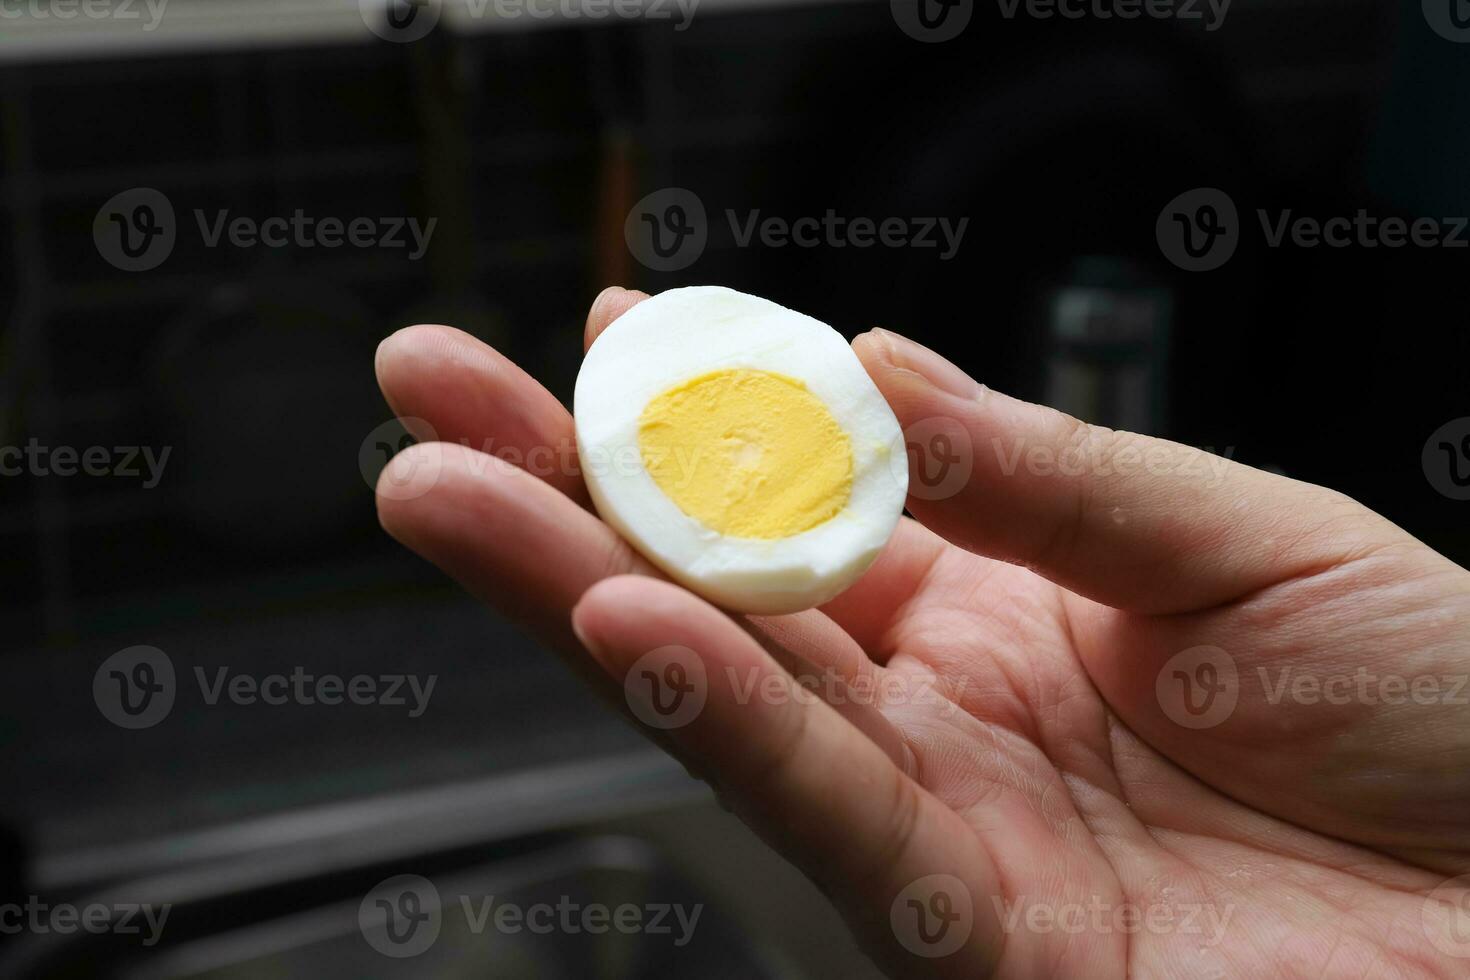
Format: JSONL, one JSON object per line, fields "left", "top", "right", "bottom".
{"left": 574, "top": 285, "right": 908, "bottom": 614}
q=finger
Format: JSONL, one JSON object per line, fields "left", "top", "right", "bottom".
{"left": 742, "top": 608, "right": 913, "bottom": 771}
{"left": 572, "top": 575, "right": 1004, "bottom": 978}
{"left": 584, "top": 285, "right": 651, "bottom": 352}
{"left": 375, "top": 323, "right": 591, "bottom": 506}
{"left": 817, "top": 517, "right": 950, "bottom": 656}
{"left": 376, "top": 441, "right": 887, "bottom": 712}
{"left": 854, "top": 328, "right": 1398, "bottom": 614}
{"left": 377, "top": 441, "right": 656, "bottom": 648}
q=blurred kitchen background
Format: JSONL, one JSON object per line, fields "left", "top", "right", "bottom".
{"left": 1, "top": 0, "right": 1467, "bottom": 976}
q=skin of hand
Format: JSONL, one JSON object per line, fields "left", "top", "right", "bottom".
{"left": 373, "top": 286, "right": 1470, "bottom": 979}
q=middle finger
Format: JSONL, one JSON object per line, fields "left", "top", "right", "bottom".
{"left": 376, "top": 322, "right": 592, "bottom": 507}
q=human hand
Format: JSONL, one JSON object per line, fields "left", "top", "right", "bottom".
{"left": 374, "top": 286, "right": 1470, "bottom": 978}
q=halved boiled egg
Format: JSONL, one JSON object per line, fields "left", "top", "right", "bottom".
{"left": 574, "top": 285, "right": 908, "bottom": 614}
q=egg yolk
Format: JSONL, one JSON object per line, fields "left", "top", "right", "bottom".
{"left": 638, "top": 368, "right": 853, "bottom": 539}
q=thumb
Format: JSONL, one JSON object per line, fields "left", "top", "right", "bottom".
{"left": 854, "top": 328, "right": 1395, "bottom": 614}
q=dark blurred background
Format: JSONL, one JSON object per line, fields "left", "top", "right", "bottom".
{"left": 0, "top": 0, "right": 1467, "bottom": 975}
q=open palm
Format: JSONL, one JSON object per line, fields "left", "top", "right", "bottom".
{"left": 374, "top": 287, "right": 1470, "bottom": 978}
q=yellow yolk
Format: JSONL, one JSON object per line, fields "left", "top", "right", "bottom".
{"left": 638, "top": 368, "right": 853, "bottom": 539}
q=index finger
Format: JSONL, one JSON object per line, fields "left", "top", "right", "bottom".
{"left": 584, "top": 286, "right": 651, "bottom": 352}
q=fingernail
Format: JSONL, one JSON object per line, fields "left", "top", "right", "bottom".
{"left": 570, "top": 613, "right": 600, "bottom": 656}
{"left": 374, "top": 328, "right": 401, "bottom": 378}
{"left": 591, "top": 285, "right": 627, "bottom": 313}
{"left": 868, "top": 328, "right": 978, "bottom": 400}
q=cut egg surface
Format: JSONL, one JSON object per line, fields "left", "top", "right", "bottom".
{"left": 574, "top": 286, "right": 908, "bottom": 614}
